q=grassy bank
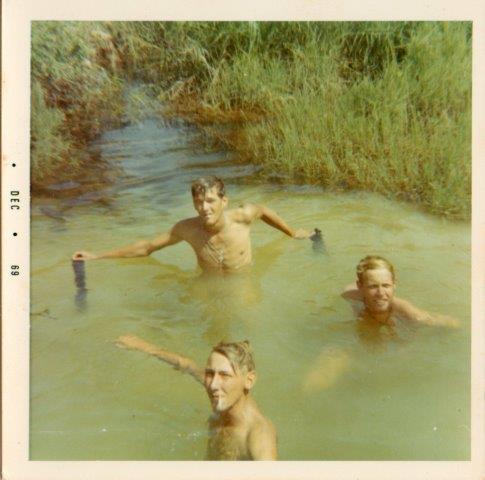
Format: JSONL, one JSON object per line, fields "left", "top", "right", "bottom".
{"left": 31, "top": 22, "right": 127, "bottom": 191}
{"left": 31, "top": 22, "right": 471, "bottom": 218}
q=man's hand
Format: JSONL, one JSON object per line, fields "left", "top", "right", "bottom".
{"left": 292, "top": 229, "right": 313, "bottom": 239}
{"left": 72, "top": 251, "right": 98, "bottom": 261}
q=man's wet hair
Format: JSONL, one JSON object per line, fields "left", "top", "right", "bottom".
{"left": 356, "top": 255, "right": 395, "bottom": 283}
{"left": 212, "top": 340, "right": 255, "bottom": 374}
{"left": 191, "top": 176, "right": 226, "bottom": 199}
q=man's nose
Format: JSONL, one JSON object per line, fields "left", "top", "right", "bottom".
{"left": 210, "top": 374, "right": 221, "bottom": 389}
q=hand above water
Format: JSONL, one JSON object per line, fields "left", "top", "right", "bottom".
{"left": 293, "top": 229, "right": 313, "bottom": 240}
{"left": 72, "top": 250, "right": 98, "bottom": 261}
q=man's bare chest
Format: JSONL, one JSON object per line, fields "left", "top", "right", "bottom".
{"left": 187, "top": 224, "right": 251, "bottom": 267}
{"left": 207, "top": 424, "right": 250, "bottom": 460}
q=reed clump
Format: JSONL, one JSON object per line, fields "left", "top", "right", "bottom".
{"left": 108, "top": 21, "right": 470, "bottom": 218}
{"left": 32, "top": 21, "right": 471, "bottom": 218}
{"left": 31, "top": 22, "right": 125, "bottom": 191}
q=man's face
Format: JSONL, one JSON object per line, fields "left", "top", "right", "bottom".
{"left": 358, "top": 268, "right": 396, "bottom": 314}
{"left": 192, "top": 187, "right": 227, "bottom": 227}
{"left": 204, "top": 352, "right": 252, "bottom": 413}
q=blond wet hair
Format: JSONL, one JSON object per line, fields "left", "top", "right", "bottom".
{"left": 212, "top": 340, "right": 255, "bottom": 374}
{"left": 356, "top": 255, "right": 395, "bottom": 283}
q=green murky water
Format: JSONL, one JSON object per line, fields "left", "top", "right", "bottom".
{"left": 30, "top": 119, "right": 470, "bottom": 460}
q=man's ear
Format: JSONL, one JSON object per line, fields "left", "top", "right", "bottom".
{"left": 244, "top": 370, "right": 256, "bottom": 391}
{"left": 356, "top": 280, "right": 363, "bottom": 290}
{"left": 222, "top": 195, "right": 229, "bottom": 208}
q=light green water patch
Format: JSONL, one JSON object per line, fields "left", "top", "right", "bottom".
{"left": 30, "top": 119, "right": 470, "bottom": 460}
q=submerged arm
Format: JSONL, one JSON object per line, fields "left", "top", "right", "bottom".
{"left": 116, "top": 335, "right": 204, "bottom": 384}
{"left": 72, "top": 225, "right": 183, "bottom": 261}
{"left": 239, "top": 203, "right": 311, "bottom": 239}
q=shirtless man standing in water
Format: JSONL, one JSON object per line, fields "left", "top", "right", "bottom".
{"left": 116, "top": 335, "right": 277, "bottom": 460}
{"left": 73, "top": 176, "right": 311, "bottom": 272}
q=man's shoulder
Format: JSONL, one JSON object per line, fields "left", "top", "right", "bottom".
{"left": 246, "top": 410, "right": 277, "bottom": 459}
{"left": 173, "top": 216, "right": 199, "bottom": 230}
{"left": 170, "top": 217, "right": 201, "bottom": 239}
{"left": 228, "top": 203, "right": 259, "bottom": 223}
{"left": 249, "top": 409, "right": 276, "bottom": 439}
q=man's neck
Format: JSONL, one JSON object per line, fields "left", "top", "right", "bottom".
{"left": 203, "top": 213, "right": 226, "bottom": 235}
{"left": 364, "top": 308, "right": 393, "bottom": 325}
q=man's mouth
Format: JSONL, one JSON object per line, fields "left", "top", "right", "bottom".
{"left": 210, "top": 394, "right": 224, "bottom": 409}
{"left": 374, "top": 300, "right": 389, "bottom": 308}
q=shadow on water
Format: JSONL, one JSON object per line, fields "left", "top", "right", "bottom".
{"left": 142, "top": 238, "right": 290, "bottom": 344}
{"left": 72, "top": 260, "right": 88, "bottom": 312}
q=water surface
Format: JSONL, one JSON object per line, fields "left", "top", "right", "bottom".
{"left": 30, "top": 119, "right": 470, "bottom": 460}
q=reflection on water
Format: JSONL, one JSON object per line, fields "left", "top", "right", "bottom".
{"left": 30, "top": 119, "right": 470, "bottom": 460}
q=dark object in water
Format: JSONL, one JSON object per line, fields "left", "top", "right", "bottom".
{"left": 310, "top": 228, "right": 327, "bottom": 254}
{"left": 72, "top": 260, "right": 88, "bottom": 311}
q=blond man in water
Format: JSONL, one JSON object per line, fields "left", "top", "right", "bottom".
{"left": 303, "top": 255, "right": 459, "bottom": 392}
{"left": 116, "top": 335, "right": 277, "bottom": 460}
{"left": 73, "top": 176, "right": 311, "bottom": 272}
{"left": 342, "top": 255, "right": 460, "bottom": 328}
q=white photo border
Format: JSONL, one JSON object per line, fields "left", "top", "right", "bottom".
{"left": 2, "top": 1, "right": 484, "bottom": 479}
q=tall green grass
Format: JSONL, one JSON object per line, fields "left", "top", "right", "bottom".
{"left": 31, "top": 21, "right": 471, "bottom": 218}
{"left": 31, "top": 22, "right": 124, "bottom": 190}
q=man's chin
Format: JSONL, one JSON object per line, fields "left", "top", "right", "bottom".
{"left": 212, "top": 403, "right": 228, "bottom": 413}
{"left": 201, "top": 217, "right": 215, "bottom": 227}
{"left": 373, "top": 305, "right": 390, "bottom": 314}
{"left": 367, "top": 301, "right": 390, "bottom": 313}
{"left": 209, "top": 396, "right": 225, "bottom": 411}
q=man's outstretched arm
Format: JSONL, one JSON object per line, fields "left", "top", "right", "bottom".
{"left": 72, "top": 225, "right": 183, "bottom": 261}
{"left": 238, "top": 203, "right": 312, "bottom": 239}
{"left": 116, "top": 335, "right": 205, "bottom": 384}
{"left": 391, "top": 298, "right": 460, "bottom": 328}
